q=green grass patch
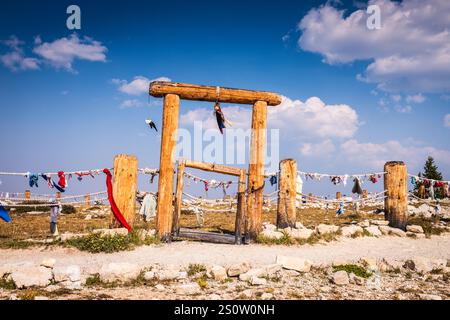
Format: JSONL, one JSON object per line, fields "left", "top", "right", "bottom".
{"left": 333, "top": 264, "right": 372, "bottom": 279}
{"left": 196, "top": 274, "right": 208, "bottom": 289}
{"left": 65, "top": 229, "right": 159, "bottom": 253}
{"left": 0, "top": 239, "right": 37, "bottom": 250}
{"left": 0, "top": 275, "right": 16, "bottom": 290}
{"left": 408, "top": 217, "right": 445, "bottom": 237}
{"left": 255, "top": 232, "right": 296, "bottom": 245}
{"left": 187, "top": 263, "right": 207, "bottom": 277}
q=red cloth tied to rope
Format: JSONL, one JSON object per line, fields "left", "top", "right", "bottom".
{"left": 103, "top": 168, "right": 132, "bottom": 232}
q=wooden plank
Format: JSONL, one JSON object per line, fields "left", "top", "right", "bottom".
{"left": 184, "top": 159, "right": 242, "bottom": 176}
{"left": 156, "top": 94, "right": 180, "bottom": 241}
{"left": 247, "top": 100, "right": 267, "bottom": 240}
{"left": 112, "top": 154, "right": 138, "bottom": 227}
{"left": 177, "top": 228, "right": 236, "bottom": 245}
{"left": 149, "top": 81, "right": 282, "bottom": 106}
{"left": 277, "top": 159, "right": 297, "bottom": 229}
{"left": 384, "top": 161, "right": 408, "bottom": 230}
{"left": 172, "top": 160, "right": 185, "bottom": 236}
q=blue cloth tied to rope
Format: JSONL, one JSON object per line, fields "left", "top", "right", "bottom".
{"left": 0, "top": 206, "right": 11, "bottom": 223}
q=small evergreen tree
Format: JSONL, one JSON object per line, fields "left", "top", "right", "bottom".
{"left": 422, "top": 156, "right": 443, "bottom": 181}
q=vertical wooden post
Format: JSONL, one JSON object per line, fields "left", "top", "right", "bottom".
{"left": 247, "top": 100, "right": 267, "bottom": 239}
{"left": 112, "top": 154, "right": 138, "bottom": 227}
{"left": 277, "top": 159, "right": 297, "bottom": 229}
{"left": 55, "top": 192, "right": 61, "bottom": 201}
{"left": 363, "top": 190, "right": 367, "bottom": 199}
{"left": 84, "top": 195, "right": 91, "bottom": 207}
{"left": 173, "top": 159, "right": 185, "bottom": 236}
{"left": 308, "top": 193, "right": 313, "bottom": 203}
{"left": 336, "top": 192, "right": 341, "bottom": 200}
{"left": 235, "top": 170, "right": 246, "bottom": 244}
{"left": 24, "top": 190, "right": 30, "bottom": 200}
{"left": 419, "top": 184, "right": 425, "bottom": 199}
{"left": 384, "top": 161, "right": 407, "bottom": 230}
{"left": 156, "top": 94, "right": 180, "bottom": 241}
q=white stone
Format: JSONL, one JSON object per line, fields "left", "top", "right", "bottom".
{"left": 239, "top": 268, "right": 266, "bottom": 282}
{"left": 380, "top": 258, "right": 403, "bottom": 272}
{"left": 53, "top": 265, "right": 81, "bottom": 283}
{"left": 405, "top": 257, "right": 446, "bottom": 274}
{"left": 264, "top": 264, "right": 282, "bottom": 276}
{"left": 227, "top": 263, "right": 250, "bottom": 277}
{"left": 378, "top": 226, "right": 391, "bottom": 235}
{"left": 332, "top": 271, "right": 349, "bottom": 285}
{"left": 262, "top": 222, "right": 277, "bottom": 231}
{"left": 287, "top": 228, "right": 314, "bottom": 240}
{"left": 34, "top": 296, "right": 49, "bottom": 300}
{"left": 155, "top": 284, "right": 165, "bottom": 290}
{"left": 40, "top": 259, "right": 56, "bottom": 269}
{"left": 341, "top": 225, "right": 363, "bottom": 237}
{"left": 295, "top": 222, "right": 305, "bottom": 229}
{"left": 316, "top": 224, "right": 339, "bottom": 235}
{"left": 419, "top": 294, "right": 442, "bottom": 300}
{"left": 360, "top": 257, "right": 378, "bottom": 272}
{"left": 358, "top": 220, "right": 370, "bottom": 228}
{"left": 84, "top": 214, "right": 92, "bottom": 220}
{"left": 260, "top": 229, "right": 284, "bottom": 240}
{"left": 348, "top": 273, "right": 365, "bottom": 285}
{"left": 370, "top": 220, "right": 389, "bottom": 226}
{"left": 365, "top": 226, "right": 382, "bottom": 237}
{"left": 276, "top": 255, "right": 312, "bottom": 273}
{"left": 175, "top": 283, "right": 201, "bottom": 295}
{"left": 261, "top": 293, "right": 273, "bottom": 300}
{"left": 99, "top": 262, "right": 141, "bottom": 282}
{"left": 241, "top": 289, "right": 253, "bottom": 299}
{"left": 11, "top": 266, "right": 53, "bottom": 288}
{"left": 211, "top": 265, "right": 227, "bottom": 281}
{"left": 144, "top": 271, "right": 155, "bottom": 280}
{"left": 249, "top": 276, "right": 267, "bottom": 286}
{"left": 406, "top": 225, "right": 424, "bottom": 233}
{"left": 389, "top": 227, "right": 407, "bottom": 237}
{"left": 155, "top": 269, "right": 180, "bottom": 281}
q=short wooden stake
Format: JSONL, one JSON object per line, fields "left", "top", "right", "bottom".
{"left": 308, "top": 193, "right": 313, "bottom": 203}
{"left": 56, "top": 192, "right": 61, "bottom": 201}
{"left": 24, "top": 190, "right": 30, "bottom": 200}
{"left": 156, "top": 94, "right": 180, "bottom": 241}
{"left": 336, "top": 192, "right": 341, "bottom": 200}
{"left": 419, "top": 184, "right": 425, "bottom": 199}
{"left": 173, "top": 159, "right": 185, "bottom": 236}
{"left": 363, "top": 190, "right": 367, "bottom": 199}
{"left": 112, "top": 154, "right": 138, "bottom": 227}
{"left": 84, "top": 195, "right": 91, "bottom": 207}
{"left": 277, "top": 159, "right": 297, "bottom": 229}
{"left": 247, "top": 100, "right": 267, "bottom": 239}
{"left": 384, "top": 161, "right": 407, "bottom": 230}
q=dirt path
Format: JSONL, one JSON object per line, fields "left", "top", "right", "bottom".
{"left": 1, "top": 235, "right": 450, "bottom": 269}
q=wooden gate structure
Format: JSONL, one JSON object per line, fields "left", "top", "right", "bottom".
{"left": 172, "top": 159, "right": 246, "bottom": 244}
{"left": 149, "top": 81, "right": 281, "bottom": 241}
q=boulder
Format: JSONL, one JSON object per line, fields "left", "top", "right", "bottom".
{"left": 379, "top": 258, "right": 403, "bottom": 272}
{"left": 287, "top": 228, "right": 314, "bottom": 240}
{"left": 155, "top": 269, "right": 180, "bottom": 281}
{"left": 365, "top": 226, "right": 382, "bottom": 237}
{"left": 11, "top": 266, "right": 53, "bottom": 288}
{"left": 404, "top": 257, "right": 446, "bottom": 274}
{"left": 249, "top": 276, "right": 267, "bottom": 286}
{"left": 40, "top": 259, "right": 56, "bottom": 269}
{"left": 406, "top": 225, "right": 424, "bottom": 234}
{"left": 418, "top": 294, "right": 442, "bottom": 300}
{"left": 211, "top": 265, "right": 227, "bottom": 281}
{"left": 360, "top": 257, "right": 378, "bottom": 272}
{"left": 239, "top": 268, "right": 267, "bottom": 282}
{"left": 316, "top": 224, "right": 339, "bottom": 235}
{"left": 144, "top": 271, "right": 155, "bottom": 280}
{"left": 358, "top": 220, "right": 370, "bottom": 228}
{"left": 262, "top": 222, "right": 277, "bottom": 231}
{"left": 331, "top": 271, "right": 349, "bottom": 285}
{"left": 378, "top": 226, "right": 391, "bottom": 235}
{"left": 348, "top": 273, "right": 365, "bottom": 285}
{"left": 99, "top": 262, "right": 141, "bottom": 282}
{"left": 241, "top": 289, "right": 253, "bottom": 299}
{"left": 341, "top": 225, "right": 363, "bottom": 237}
{"left": 264, "top": 264, "right": 282, "bottom": 277}
{"left": 276, "top": 255, "right": 312, "bottom": 273}
{"left": 261, "top": 293, "right": 273, "bottom": 300}
{"left": 175, "top": 283, "right": 201, "bottom": 295}
{"left": 260, "top": 229, "right": 284, "bottom": 240}
{"left": 53, "top": 265, "right": 81, "bottom": 289}
{"left": 227, "top": 263, "right": 250, "bottom": 277}
{"left": 389, "top": 227, "right": 407, "bottom": 237}
{"left": 370, "top": 220, "right": 389, "bottom": 226}
{"left": 295, "top": 222, "right": 305, "bottom": 229}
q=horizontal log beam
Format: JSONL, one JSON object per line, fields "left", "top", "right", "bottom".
{"left": 184, "top": 159, "right": 243, "bottom": 177}
{"left": 149, "top": 82, "right": 281, "bottom": 106}
{"left": 176, "top": 228, "right": 237, "bottom": 244}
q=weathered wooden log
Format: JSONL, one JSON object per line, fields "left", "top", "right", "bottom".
{"left": 173, "top": 159, "right": 185, "bottom": 236}
{"left": 247, "top": 100, "right": 267, "bottom": 239}
{"left": 156, "top": 94, "right": 180, "bottom": 241}
{"left": 184, "top": 159, "right": 242, "bottom": 176}
{"left": 176, "top": 228, "right": 236, "bottom": 245}
{"left": 277, "top": 159, "right": 297, "bottom": 229}
{"left": 384, "top": 161, "right": 408, "bottom": 230}
{"left": 149, "top": 82, "right": 281, "bottom": 106}
{"left": 112, "top": 154, "right": 138, "bottom": 226}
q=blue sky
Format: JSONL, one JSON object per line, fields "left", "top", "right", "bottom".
{"left": 0, "top": 0, "right": 449, "bottom": 198}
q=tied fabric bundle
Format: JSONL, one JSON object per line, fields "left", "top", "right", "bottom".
{"left": 57, "top": 171, "right": 66, "bottom": 188}
{"left": 0, "top": 205, "right": 11, "bottom": 223}
{"left": 29, "top": 174, "right": 39, "bottom": 188}
{"left": 103, "top": 168, "right": 132, "bottom": 232}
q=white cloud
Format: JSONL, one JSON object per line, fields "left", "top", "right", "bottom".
{"left": 298, "top": 0, "right": 450, "bottom": 93}
{"left": 120, "top": 99, "right": 144, "bottom": 109}
{"left": 0, "top": 36, "right": 40, "bottom": 71}
{"left": 394, "top": 105, "right": 412, "bottom": 113}
{"left": 390, "top": 94, "right": 401, "bottom": 102}
{"left": 113, "top": 76, "right": 171, "bottom": 96}
{"left": 180, "top": 96, "right": 359, "bottom": 141}
{"left": 33, "top": 34, "right": 107, "bottom": 71}
{"left": 444, "top": 114, "right": 450, "bottom": 128}
{"left": 300, "top": 139, "right": 336, "bottom": 157}
{"left": 340, "top": 139, "right": 450, "bottom": 169}
{"left": 405, "top": 94, "right": 426, "bottom": 104}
